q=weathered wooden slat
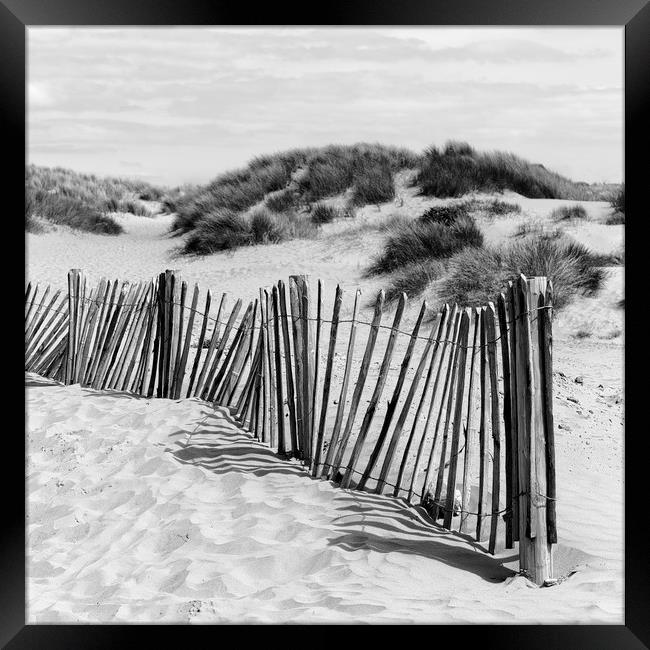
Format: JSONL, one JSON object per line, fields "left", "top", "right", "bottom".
{"left": 527, "top": 276, "right": 553, "bottom": 584}
{"left": 330, "top": 290, "right": 384, "bottom": 481}
{"left": 85, "top": 279, "right": 118, "bottom": 387}
{"left": 193, "top": 292, "right": 229, "bottom": 398}
{"left": 288, "top": 277, "right": 306, "bottom": 457}
{"left": 278, "top": 280, "right": 299, "bottom": 457}
{"left": 99, "top": 282, "right": 141, "bottom": 390}
{"left": 25, "top": 288, "right": 62, "bottom": 358}
{"left": 513, "top": 276, "right": 533, "bottom": 573}
{"left": 209, "top": 301, "right": 254, "bottom": 403}
{"left": 198, "top": 296, "right": 241, "bottom": 400}
{"left": 506, "top": 283, "right": 520, "bottom": 542}
{"left": 91, "top": 281, "right": 131, "bottom": 389}
{"left": 172, "top": 283, "right": 198, "bottom": 399}
{"left": 442, "top": 308, "right": 471, "bottom": 529}
{"left": 313, "top": 285, "right": 343, "bottom": 477}
{"left": 485, "top": 303, "right": 502, "bottom": 554}
{"left": 106, "top": 281, "right": 148, "bottom": 389}
{"left": 322, "top": 289, "right": 361, "bottom": 479}
{"left": 73, "top": 284, "right": 97, "bottom": 384}
{"left": 31, "top": 314, "right": 69, "bottom": 375}
{"left": 225, "top": 300, "right": 258, "bottom": 407}
{"left": 217, "top": 300, "right": 257, "bottom": 404}
{"left": 540, "top": 282, "right": 557, "bottom": 544}
{"left": 25, "top": 283, "right": 40, "bottom": 327}
{"left": 496, "top": 292, "right": 514, "bottom": 548}
{"left": 77, "top": 280, "right": 108, "bottom": 385}
{"left": 309, "top": 280, "right": 322, "bottom": 468}
{"left": 408, "top": 304, "right": 456, "bottom": 502}
{"left": 169, "top": 280, "right": 188, "bottom": 398}
{"left": 299, "top": 276, "right": 315, "bottom": 462}
{"left": 361, "top": 300, "right": 426, "bottom": 494}
{"left": 342, "top": 293, "right": 407, "bottom": 489}
{"left": 458, "top": 308, "right": 480, "bottom": 533}
{"left": 186, "top": 290, "right": 212, "bottom": 397}
{"left": 396, "top": 305, "right": 449, "bottom": 500}
{"left": 271, "top": 286, "right": 286, "bottom": 455}
{"left": 387, "top": 304, "right": 447, "bottom": 498}
{"left": 25, "top": 284, "right": 52, "bottom": 348}
{"left": 264, "top": 289, "right": 277, "bottom": 448}
{"left": 476, "top": 308, "right": 489, "bottom": 540}
{"left": 133, "top": 287, "right": 159, "bottom": 394}
{"left": 73, "top": 273, "right": 88, "bottom": 383}
{"left": 25, "top": 293, "right": 68, "bottom": 369}
{"left": 120, "top": 282, "right": 155, "bottom": 391}
{"left": 429, "top": 309, "right": 463, "bottom": 515}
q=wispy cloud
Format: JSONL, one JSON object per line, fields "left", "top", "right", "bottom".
{"left": 27, "top": 27, "right": 623, "bottom": 185}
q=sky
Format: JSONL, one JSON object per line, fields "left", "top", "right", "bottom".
{"left": 27, "top": 27, "right": 623, "bottom": 187}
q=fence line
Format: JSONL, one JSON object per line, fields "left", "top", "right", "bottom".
{"left": 25, "top": 269, "right": 557, "bottom": 585}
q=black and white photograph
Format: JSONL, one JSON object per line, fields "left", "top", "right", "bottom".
{"left": 23, "top": 23, "right": 627, "bottom": 625}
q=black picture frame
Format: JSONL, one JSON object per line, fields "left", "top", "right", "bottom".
{"left": 5, "top": 1, "right": 646, "bottom": 646}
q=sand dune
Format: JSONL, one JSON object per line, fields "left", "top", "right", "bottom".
{"left": 27, "top": 371, "right": 622, "bottom": 623}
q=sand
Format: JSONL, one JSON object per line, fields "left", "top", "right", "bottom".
{"left": 25, "top": 185, "right": 624, "bottom": 623}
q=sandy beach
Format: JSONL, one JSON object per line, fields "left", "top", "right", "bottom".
{"left": 26, "top": 188, "right": 624, "bottom": 623}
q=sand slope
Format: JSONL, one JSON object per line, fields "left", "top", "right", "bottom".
{"left": 27, "top": 373, "right": 622, "bottom": 624}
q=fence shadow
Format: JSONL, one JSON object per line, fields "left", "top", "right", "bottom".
{"left": 168, "top": 411, "right": 516, "bottom": 583}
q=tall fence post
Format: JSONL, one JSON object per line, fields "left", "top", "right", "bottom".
{"left": 514, "top": 275, "right": 555, "bottom": 585}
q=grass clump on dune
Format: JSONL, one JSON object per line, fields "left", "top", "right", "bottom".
{"left": 367, "top": 212, "right": 484, "bottom": 276}
{"left": 310, "top": 203, "right": 340, "bottom": 225}
{"left": 551, "top": 204, "right": 588, "bottom": 221}
{"left": 415, "top": 141, "right": 594, "bottom": 200}
{"left": 26, "top": 165, "right": 166, "bottom": 234}
{"left": 437, "top": 234, "right": 606, "bottom": 309}
{"left": 265, "top": 188, "right": 297, "bottom": 213}
{"left": 182, "top": 207, "right": 317, "bottom": 255}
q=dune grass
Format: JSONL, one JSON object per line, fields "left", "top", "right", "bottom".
{"left": 436, "top": 235, "right": 607, "bottom": 309}
{"left": 310, "top": 203, "right": 340, "bottom": 225}
{"left": 182, "top": 207, "right": 318, "bottom": 255}
{"left": 367, "top": 210, "right": 484, "bottom": 276}
{"left": 26, "top": 165, "right": 166, "bottom": 234}
{"left": 551, "top": 204, "right": 588, "bottom": 221}
{"left": 415, "top": 141, "right": 594, "bottom": 200}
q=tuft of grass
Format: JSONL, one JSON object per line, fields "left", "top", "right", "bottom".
{"left": 415, "top": 142, "right": 593, "bottom": 200}
{"left": 182, "top": 207, "right": 318, "bottom": 255}
{"left": 311, "top": 203, "right": 340, "bottom": 225}
{"left": 265, "top": 188, "right": 297, "bottom": 213}
{"left": 551, "top": 204, "right": 588, "bottom": 221}
{"left": 573, "top": 330, "right": 592, "bottom": 339}
{"left": 183, "top": 210, "right": 252, "bottom": 255}
{"left": 350, "top": 159, "right": 395, "bottom": 206}
{"left": 436, "top": 235, "right": 606, "bottom": 309}
{"left": 26, "top": 165, "right": 164, "bottom": 234}
{"left": 610, "top": 184, "right": 625, "bottom": 214}
{"left": 419, "top": 202, "right": 471, "bottom": 226}
{"left": 484, "top": 198, "right": 522, "bottom": 216}
{"left": 605, "top": 212, "right": 625, "bottom": 225}
{"left": 512, "top": 220, "right": 562, "bottom": 239}
{"left": 384, "top": 259, "right": 447, "bottom": 304}
{"left": 367, "top": 214, "right": 483, "bottom": 276}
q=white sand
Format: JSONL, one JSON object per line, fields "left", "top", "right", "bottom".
{"left": 26, "top": 188, "right": 624, "bottom": 623}
{"left": 27, "top": 373, "right": 621, "bottom": 623}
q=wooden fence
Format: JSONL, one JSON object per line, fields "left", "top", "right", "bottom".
{"left": 25, "top": 269, "right": 557, "bottom": 585}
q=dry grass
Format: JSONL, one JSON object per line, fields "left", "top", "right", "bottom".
{"left": 415, "top": 141, "right": 594, "bottom": 200}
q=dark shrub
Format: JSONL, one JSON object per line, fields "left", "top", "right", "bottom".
{"left": 250, "top": 208, "right": 285, "bottom": 243}
{"left": 605, "top": 212, "right": 625, "bottom": 225}
{"left": 367, "top": 215, "right": 484, "bottom": 276}
{"left": 610, "top": 184, "right": 625, "bottom": 214}
{"left": 265, "top": 188, "right": 296, "bottom": 213}
{"left": 415, "top": 141, "right": 592, "bottom": 199}
{"left": 485, "top": 199, "right": 521, "bottom": 215}
{"left": 182, "top": 210, "right": 251, "bottom": 255}
{"left": 437, "top": 235, "right": 606, "bottom": 309}
{"left": 350, "top": 160, "right": 395, "bottom": 206}
{"left": 311, "top": 203, "right": 340, "bottom": 224}
{"left": 551, "top": 204, "right": 588, "bottom": 221}
{"left": 419, "top": 203, "right": 471, "bottom": 226}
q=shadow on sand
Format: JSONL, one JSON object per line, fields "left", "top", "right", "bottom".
{"left": 170, "top": 407, "right": 517, "bottom": 583}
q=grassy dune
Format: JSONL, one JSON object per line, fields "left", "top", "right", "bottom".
{"left": 165, "top": 141, "right": 606, "bottom": 256}
{"left": 26, "top": 165, "right": 167, "bottom": 234}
